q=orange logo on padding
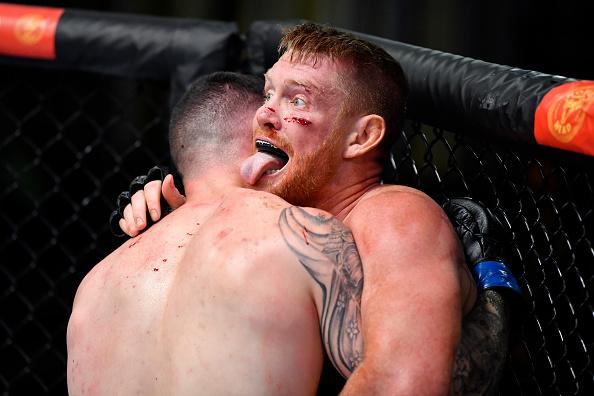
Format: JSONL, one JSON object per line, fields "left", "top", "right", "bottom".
{"left": 14, "top": 13, "right": 47, "bottom": 46}
{"left": 0, "top": 4, "right": 64, "bottom": 59}
{"left": 547, "top": 84, "right": 594, "bottom": 143}
{"left": 535, "top": 80, "right": 594, "bottom": 156}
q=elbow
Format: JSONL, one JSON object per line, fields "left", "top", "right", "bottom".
{"left": 344, "top": 362, "right": 451, "bottom": 396}
{"left": 386, "top": 370, "right": 451, "bottom": 396}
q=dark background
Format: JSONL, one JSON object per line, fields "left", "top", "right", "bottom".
{"left": 8, "top": 0, "right": 593, "bottom": 80}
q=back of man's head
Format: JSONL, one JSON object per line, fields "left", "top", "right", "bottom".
{"left": 169, "top": 72, "right": 263, "bottom": 180}
{"left": 279, "top": 23, "right": 408, "bottom": 158}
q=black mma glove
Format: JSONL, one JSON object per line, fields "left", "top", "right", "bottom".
{"left": 442, "top": 197, "right": 523, "bottom": 298}
{"left": 109, "top": 165, "right": 184, "bottom": 237}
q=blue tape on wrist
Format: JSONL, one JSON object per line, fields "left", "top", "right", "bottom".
{"left": 472, "top": 260, "right": 522, "bottom": 295}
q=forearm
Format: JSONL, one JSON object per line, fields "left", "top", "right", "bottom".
{"left": 451, "top": 290, "right": 510, "bottom": 396}
{"left": 340, "top": 292, "right": 509, "bottom": 395}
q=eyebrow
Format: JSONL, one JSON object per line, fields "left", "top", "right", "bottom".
{"left": 286, "top": 79, "right": 316, "bottom": 93}
{"left": 263, "top": 73, "right": 319, "bottom": 93}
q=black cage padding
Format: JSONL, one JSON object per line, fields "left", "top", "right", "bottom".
{"left": 0, "top": 9, "right": 242, "bottom": 106}
{"left": 1, "top": 12, "right": 580, "bottom": 152}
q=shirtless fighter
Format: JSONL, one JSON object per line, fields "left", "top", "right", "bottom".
{"left": 67, "top": 72, "right": 374, "bottom": 395}
{"left": 113, "top": 24, "right": 522, "bottom": 394}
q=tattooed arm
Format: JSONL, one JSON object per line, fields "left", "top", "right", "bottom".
{"left": 452, "top": 291, "right": 510, "bottom": 396}
{"left": 280, "top": 204, "right": 510, "bottom": 394}
{"left": 279, "top": 206, "right": 364, "bottom": 378}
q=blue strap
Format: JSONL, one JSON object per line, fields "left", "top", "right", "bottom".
{"left": 472, "top": 260, "right": 522, "bottom": 295}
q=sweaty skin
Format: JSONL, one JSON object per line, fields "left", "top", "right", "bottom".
{"left": 247, "top": 52, "right": 477, "bottom": 394}
{"left": 116, "top": 46, "right": 483, "bottom": 394}
{"left": 118, "top": 53, "right": 478, "bottom": 394}
{"left": 67, "top": 188, "right": 364, "bottom": 396}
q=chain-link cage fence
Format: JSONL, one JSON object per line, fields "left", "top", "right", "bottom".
{"left": 1, "top": 59, "right": 593, "bottom": 396}
{"left": 390, "top": 120, "right": 594, "bottom": 395}
{"left": 0, "top": 64, "right": 171, "bottom": 395}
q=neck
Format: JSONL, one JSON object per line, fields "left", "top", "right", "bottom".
{"left": 183, "top": 166, "right": 242, "bottom": 204}
{"left": 310, "top": 159, "right": 383, "bottom": 221}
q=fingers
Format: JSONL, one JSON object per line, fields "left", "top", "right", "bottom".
{"left": 121, "top": 203, "right": 139, "bottom": 237}
{"left": 129, "top": 175, "right": 148, "bottom": 196}
{"left": 109, "top": 210, "right": 126, "bottom": 238}
{"left": 162, "top": 174, "right": 186, "bottom": 209}
{"left": 146, "top": 166, "right": 169, "bottom": 184}
{"left": 111, "top": 167, "right": 182, "bottom": 238}
{"left": 116, "top": 191, "right": 131, "bottom": 218}
{"left": 130, "top": 190, "right": 148, "bottom": 231}
{"left": 144, "top": 180, "right": 163, "bottom": 221}
{"left": 118, "top": 217, "right": 132, "bottom": 238}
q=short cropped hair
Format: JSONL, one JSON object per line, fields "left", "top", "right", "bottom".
{"left": 279, "top": 23, "right": 409, "bottom": 158}
{"left": 169, "top": 72, "right": 263, "bottom": 179}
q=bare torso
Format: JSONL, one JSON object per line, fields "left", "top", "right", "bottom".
{"left": 68, "top": 183, "right": 476, "bottom": 395}
{"left": 67, "top": 189, "right": 325, "bottom": 396}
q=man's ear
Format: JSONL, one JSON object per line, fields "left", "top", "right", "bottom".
{"left": 343, "top": 114, "right": 385, "bottom": 159}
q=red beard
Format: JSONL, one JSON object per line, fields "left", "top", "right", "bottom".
{"left": 267, "top": 126, "right": 343, "bottom": 207}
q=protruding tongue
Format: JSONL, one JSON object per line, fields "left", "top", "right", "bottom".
{"left": 240, "top": 152, "right": 286, "bottom": 185}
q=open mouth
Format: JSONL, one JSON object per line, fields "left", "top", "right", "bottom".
{"left": 255, "top": 139, "right": 289, "bottom": 172}
{"left": 240, "top": 139, "right": 290, "bottom": 185}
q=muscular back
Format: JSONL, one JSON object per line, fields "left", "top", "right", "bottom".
{"left": 67, "top": 189, "right": 363, "bottom": 396}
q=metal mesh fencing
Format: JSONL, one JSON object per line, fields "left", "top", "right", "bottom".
{"left": 0, "top": 64, "right": 171, "bottom": 395}
{"left": 389, "top": 121, "right": 594, "bottom": 396}
{"left": 0, "top": 63, "right": 592, "bottom": 395}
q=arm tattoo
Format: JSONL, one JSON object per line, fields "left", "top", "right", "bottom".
{"left": 279, "top": 206, "right": 364, "bottom": 378}
{"left": 452, "top": 290, "right": 511, "bottom": 396}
